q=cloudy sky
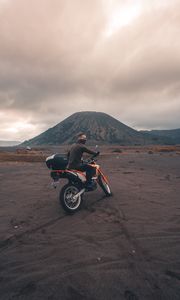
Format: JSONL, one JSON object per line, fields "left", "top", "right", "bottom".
{"left": 0, "top": 0, "right": 180, "bottom": 141}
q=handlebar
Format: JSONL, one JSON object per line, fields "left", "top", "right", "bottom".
{"left": 92, "top": 151, "right": 100, "bottom": 158}
{"left": 82, "top": 151, "right": 100, "bottom": 164}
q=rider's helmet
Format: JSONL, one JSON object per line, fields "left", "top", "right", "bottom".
{"left": 77, "top": 133, "right": 87, "bottom": 144}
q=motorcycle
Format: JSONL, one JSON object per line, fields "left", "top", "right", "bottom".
{"left": 46, "top": 153, "right": 112, "bottom": 213}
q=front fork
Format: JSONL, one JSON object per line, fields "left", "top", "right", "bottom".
{"left": 98, "top": 169, "right": 109, "bottom": 184}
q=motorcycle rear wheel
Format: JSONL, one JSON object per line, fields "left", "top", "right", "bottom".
{"left": 59, "top": 183, "right": 83, "bottom": 213}
{"left": 98, "top": 175, "right": 112, "bottom": 197}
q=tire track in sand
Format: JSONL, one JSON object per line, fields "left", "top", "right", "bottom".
{"left": 0, "top": 214, "right": 66, "bottom": 251}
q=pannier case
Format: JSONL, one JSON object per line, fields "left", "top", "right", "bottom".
{"left": 46, "top": 154, "right": 68, "bottom": 170}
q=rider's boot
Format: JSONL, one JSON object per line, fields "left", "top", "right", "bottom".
{"left": 85, "top": 180, "right": 94, "bottom": 191}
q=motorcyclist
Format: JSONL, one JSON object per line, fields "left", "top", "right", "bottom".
{"left": 67, "top": 133, "right": 99, "bottom": 189}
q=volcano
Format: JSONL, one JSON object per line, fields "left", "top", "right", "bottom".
{"left": 21, "top": 111, "right": 163, "bottom": 146}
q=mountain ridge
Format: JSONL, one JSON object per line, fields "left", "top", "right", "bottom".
{"left": 141, "top": 128, "right": 180, "bottom": 144}
{"left": 21, "top": 111, "right": 179, "bottom": 146}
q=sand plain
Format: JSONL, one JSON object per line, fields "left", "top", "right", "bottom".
{"left": 0, "top": 146, "right": 180, "bottom": 300}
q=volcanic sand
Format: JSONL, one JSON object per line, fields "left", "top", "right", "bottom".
{"left": 0, "top": 149, "right": 180, "bottom": 299}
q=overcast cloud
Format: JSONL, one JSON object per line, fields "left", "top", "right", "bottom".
{"left": 0, "top": 0, "right": 180, "bottom": 141}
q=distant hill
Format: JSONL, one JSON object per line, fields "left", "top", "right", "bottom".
{"left": 141, "top": 129, "right": 180, "bottom": 145}
{"left": 21, "top": 111, "right": 151, "bottom": 146}
{"left": 0, "top": 140, "right": 21, "bottom": 146}
{"left": 21, "top": 111, "right": 176, "bottom": 146}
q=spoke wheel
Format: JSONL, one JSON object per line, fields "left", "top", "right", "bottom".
{"left": 60, "top": 184, "right": 83, "bottom": 213}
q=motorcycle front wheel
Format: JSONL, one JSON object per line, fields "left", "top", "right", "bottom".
{"left": 59, "top": 183, "right": 83, "bottom": 213}
{"left": 98, "top": 175, "right": 112, "bottom": 197}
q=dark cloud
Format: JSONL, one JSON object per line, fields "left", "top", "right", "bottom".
{"left": 0, "top": 0, "right": 180, "bottom": 140}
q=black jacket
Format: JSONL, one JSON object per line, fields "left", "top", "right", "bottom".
{"left": 67, "top": 142, "right": 96, "bottom": 169}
